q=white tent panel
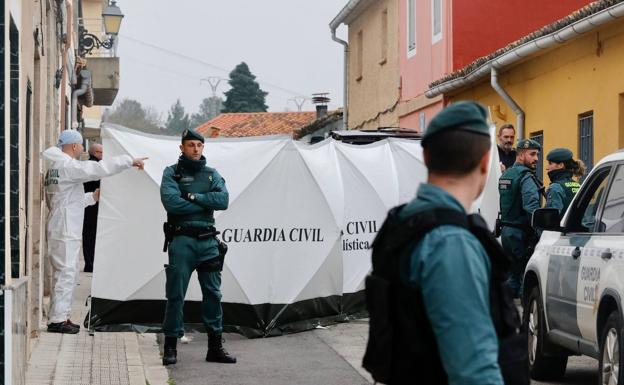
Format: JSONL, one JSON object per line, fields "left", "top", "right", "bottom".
{"left": 293, "top": 237, "right": 344, "bottom": 303}
{"left": 295, "top": 141, "right": 345, "bottom": 228}
{"left": 92, "top": 131, "right": 166, "bottom": 301}
{"left": 387, "top": 139, "right": 427, "bottom": 204}
{"left": 335, "top": 141, "right": 401, "bottom": 210}
{"left": 470, "top": 127, "right": 502, "bottom": 229}
{"left": 215, "top": 141, "right": 341, "bottom": 305}
{"left": 92, "top": 125, "right": 502, "bottom": 336}
{"left": 335, "top": 149, "right": 389, "bottom": 295}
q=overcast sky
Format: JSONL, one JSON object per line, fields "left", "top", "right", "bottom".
{"left": 115, "top": 0, "right": 347, "bottom": 118}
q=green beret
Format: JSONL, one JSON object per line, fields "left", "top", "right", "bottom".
{"left": 547, "top": 147, "right": 573, "bottom": 163}
{"left": 422, "top": 101, "right": 490, "bottom": 147}
{"left": 181, "top": 128, "right": 204, "bottom": 143}
{"left": 516, "top": 139, "right": 541, "bottom": 150}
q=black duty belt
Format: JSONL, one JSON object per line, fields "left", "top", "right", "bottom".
{"left": 163, "top": 223, "right": 219, "bottom": 252}
{"left": 171, "top": 225, "right": 218, "bottom": 238}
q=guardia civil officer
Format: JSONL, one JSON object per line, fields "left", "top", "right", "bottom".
{"left": 498, "top": 139, "right": 542, "bottom": 298}
{"left": 160, "top": 128, "right": 236, "bottom": 365}
{"left": 363, "top": 102, "right": 528, "bottom": 385}
{"left": 545, "top": 148, "right": 584, "bottom": 216}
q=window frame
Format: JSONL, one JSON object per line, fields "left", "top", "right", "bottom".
{"left": 406, "top": 0, "right": 416, "bottom": 58}
{"left": 431, "top": 0, "right": 442, "bottom": 44}
{"left": 597, "top": 163, "right": 624, "bottom": 235}
{"left": 356, "top": 29, "right": 363, "bottom": 81}
{"left": 578, "top": 111, "right": 594, "bottom": 175}
{"left": 530, "top": 131, "right": 544, "bottom": 184}
{"left": 380, "top": 8, "right": 388, "bottom": 65}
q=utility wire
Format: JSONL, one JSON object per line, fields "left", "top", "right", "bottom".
{"left": 124, "top": 54, "right": 202, "bottom": 81}
{"left": 119, "top": 34, "right": 308, "bottom": 98}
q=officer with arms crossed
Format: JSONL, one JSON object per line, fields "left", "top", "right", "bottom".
{"left": 44, "top": 130, "right": 146, "bottom": 333}
{"left": 160, "top": 128, "right": 236, "bottom": 365}
{"left": 363, "top": 102, "right": 528, "bottom": 385}
{"left": 498, "top": 139, "right": 542, "bottom": 298}
{"left": 545, "top": 148, "right": 584, "bottom": 216}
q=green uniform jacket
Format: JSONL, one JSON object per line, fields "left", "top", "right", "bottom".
{"left": 160, "top": 161, "right": 228, "bottom": 228}
{"left": 546, "top": 169, "right": 580, "bottom": 216}
{"left": 399, "top": 184, "right": 503, "bottom": 385}
{"left": 499, "top": 163, "right": 541, "bottom": 226}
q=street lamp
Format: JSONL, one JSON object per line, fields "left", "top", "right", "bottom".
{"left": 79, "top": 1, "right": 124, "bottom": 56}
{"left": 102, "top": 1, "right": 124, "bottom": 36}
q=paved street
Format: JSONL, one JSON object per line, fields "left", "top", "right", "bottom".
{"left": 533, "top": 356, "right": 597, "bottom": 385}
{"left": 167, "top": 321, "right": 371, "bottom": 385}
{"left": 167, "top": 319, "right": 598, "bottom": 385}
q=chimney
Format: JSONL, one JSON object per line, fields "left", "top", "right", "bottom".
{"left": 209, "top": 126, "right": 220, "bottom": 138}
{"left": 312, "top": 93, "right": 330, "bottom": 120}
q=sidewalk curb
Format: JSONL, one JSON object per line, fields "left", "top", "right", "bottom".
{"left": 138, "top": 334, "right": 170, "bottom": 385}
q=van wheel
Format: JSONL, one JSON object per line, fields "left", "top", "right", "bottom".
{"left": 599, "top": 312, "right": 624, "bottom": 385}
{"left": 523, "top": 286, "right": 567, "bottom": 380}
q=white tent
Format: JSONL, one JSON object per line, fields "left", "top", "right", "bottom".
{"left": 89, "top": 124, "right": 501, "bottom": 337}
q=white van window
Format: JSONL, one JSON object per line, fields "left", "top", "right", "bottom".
{"left": 600, "top": 165, "right": 624, "bottom": 233}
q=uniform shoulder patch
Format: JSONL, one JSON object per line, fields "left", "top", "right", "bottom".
{"left": 498, "top": 178, "right": 512, "bottom": 190}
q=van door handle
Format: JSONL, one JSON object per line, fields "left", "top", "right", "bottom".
{"left": 572, "top": 247, "right": 581, "bottom": 259}
{"left": 602, "top": 249, "right": 613, "bottom": 260}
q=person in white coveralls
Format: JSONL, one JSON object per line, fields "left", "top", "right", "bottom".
{"left": 43, "top": 130, "right": 147, "bottom": 334}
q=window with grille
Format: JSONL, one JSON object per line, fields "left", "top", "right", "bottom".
{"left": 579, "top": 112, "right": 594, "bottom": 175}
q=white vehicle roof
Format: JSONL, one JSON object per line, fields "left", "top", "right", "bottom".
{"left": 594, "top": 149, "right": 624, "bottom": 169}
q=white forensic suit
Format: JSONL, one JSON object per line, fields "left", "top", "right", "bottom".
{"left": 43, "top": 146, "right": 133, "bottom": 323}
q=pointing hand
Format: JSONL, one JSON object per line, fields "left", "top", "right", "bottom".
{"left": 132, "top": 157, "right": 148, "bottom": 170}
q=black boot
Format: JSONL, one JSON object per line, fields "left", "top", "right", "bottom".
{"left": 162, "top": 336, "right": 177, "bottom": 365}
{"left": 206, "top": 332, "right": 237, "bottom": 364}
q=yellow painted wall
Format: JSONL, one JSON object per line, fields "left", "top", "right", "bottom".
{"left": 347, "top": 0, "right": 400, "bottom": 130}
{"left": 449, "top": 20, "right": 624, "bottom": 179}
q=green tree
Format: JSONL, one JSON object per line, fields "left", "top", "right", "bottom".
{"left": 190, "top": 96, "right": 223, "bottom": 128}
{"left": 104, "top": 98, "right": 165, "bottom": 134}
{"left": 165, "top": 99, "right": 191, "bottom": 133}
{"left": 222, "top": 62, "right": 268, "bottom": 112}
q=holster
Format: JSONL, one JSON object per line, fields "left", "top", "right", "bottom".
{"left": 494, "top": 214, "right": 502, "bottom": 238}
{"left": 196, "top": 238, "right": 228, "bottom": 273}
{"left": 163, "top": 222, "right": 174, "bottom": 252}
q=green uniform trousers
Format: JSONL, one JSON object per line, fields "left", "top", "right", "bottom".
{"left": 501, "top": 226, "right": 537, "bottom": 297}
{"left": 162, "top": 235, "right": 222, "bottom": 338}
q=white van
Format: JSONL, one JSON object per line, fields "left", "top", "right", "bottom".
{"left": 524, "top": 150, "right": 624, "bottom": 384}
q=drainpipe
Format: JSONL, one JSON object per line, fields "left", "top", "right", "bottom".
{"left": 71, "top": 69, "right": 92, "bottom": 129}
{"left": 490, "top": 67, "right": 525, "bottom": 139}
{"left": 331, "top": 29, "right": 349, "bottom": 129}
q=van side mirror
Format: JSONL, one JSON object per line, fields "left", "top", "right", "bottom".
{"left": 532, "top": 208, "right": 563, "bottom": 232}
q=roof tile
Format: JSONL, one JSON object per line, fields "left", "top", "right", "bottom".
{"left": 195, "top": 112, "right": 317, "bottom": 137}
